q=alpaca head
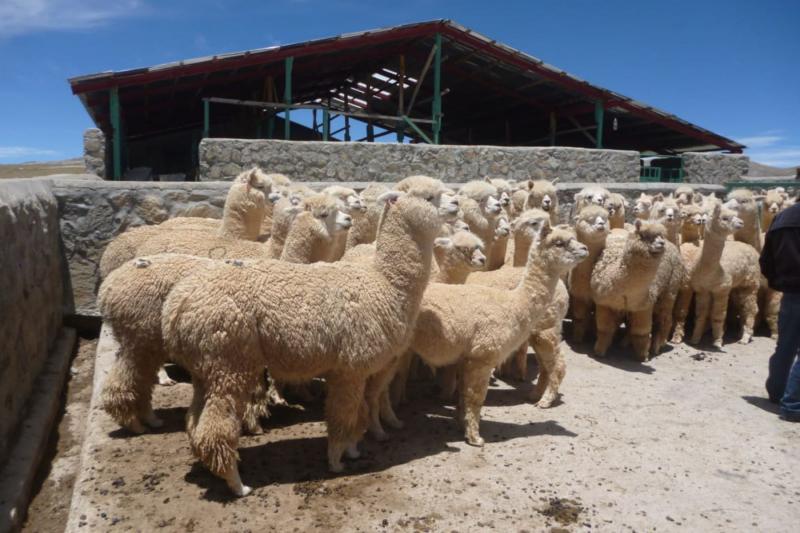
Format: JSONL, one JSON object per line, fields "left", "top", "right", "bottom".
{"left": 605, "top": 193, "right": 628, "bottom": 219}
{"left": 725, "top": 189, "right": 758, "bottom": 221}
{"left": 633, "top": 193, "right": 654, "bottom": 220}
{"left": 573, "top": 205, "right": 610, "bottom": 244}
{"left": 630, "top": 219, "right": 667, "bottom": 257}
{"left": 513, "top": 208, "right": 551, "bottom": 243}
{"left": 575, "top": 185, "right": 610, "bottom": 210}
{"left": 526, "top": 179, "right": 559, "bottom": 213}
{"left": 229, "top": 168, "right": 273, "bottom": 212}
{"left": 495, "top": 216, "right": 511, "bottom": 238}
{"left": 674, "top": 185, "right": 695, "bottom": 207}
{"left": 534, "top": 224, "right": 589, "bottom": 274}
{"left": 302, "top": 193, "right": 352, "bottom": 238}
{"left": 378, "top": 190, "right": 442, "bottom": 242}
{"left": 396, "top": 175, "right": 452, "bottom": 212}
{"left": 486, "top": 177, "right": 514, "bottom": 208}
{"left": 459, "top": 180, "right": 503, "bottom": 218}
{"left": 323, "top": 185, "right": 366, "bottom": 214}
{"left": 707, "top": 203, "right": 744, "bottom": 236}
{"left": 651, "top": 196, "right": 682, "bottom": 230}
{"left": 763, "top": 188, "right": 790, "bottom": 215}
{"left": 434, "top": 230, "right": 486, "bottom": 271}
{"left": 439, "top": 189, "right": 461, "bottom": 219}
{"left": 451, "top": 218, "right": 471, "bottom": 233}
{"left": 680, "top": 204, "right": 705, "bottom": 230}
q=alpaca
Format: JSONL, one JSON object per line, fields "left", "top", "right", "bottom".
{"left": 264, "top": 195, "right": 303, "bottom": 258}
{"left": 650, "top": 195, "right": 682, "bottom": 245}
{"left": 99, "top": 168, "right": 273, "bottom": 278}
{"left": 457, "top": 181, "right": 503, "bottom": 269}
{"left": 591, "top": 220, "right": 678, "bottom": 360}
{"left": 686, "top": 203, "right": 760, "bottom": 348}
{"left": 674, "top": 185, "right": 695, "bottom": 207}
{"left": 679, "top": 204, "right": 705, "bottom": 244}
{"left": 466, "top": 226, "right": 579, "bottom": 407}
{"left": 432, "top": 231, "right": 487, "bottom": 284}
{"left": 632, "top": 192, "right": 656, "bottom": 220}
{"left": 726, "top": 189, "right": 763, "bottom": 251}
{"left": 568, "top": 205, "right": 611, "bottom": 343}
{"left": 487, "top": 215, "right": 511, "bottom": 270}
{"left": 406, "top": 224, "right": 588, "bottom": 445}
{"left": 346, "top": 183, "right": 389, "bottom": 250}
{"left": 525, "top": 179, "right": 559, "bottom": 226}
{"left": 573, "top": 185, "right": 610, "bottom": 214}
{"left": 486, "top": 177, "right": 515, "bottom": 211}
{"left": 504, "top": 209, "right": 552, "bottom": 267}
{"left": 160, "top": 192, "right": 441, "bottom": 496}
{"left": 761, "top": 188, "right": 792, "bottom": 229}
{"left": 278, "top": 193, "right": 352, "bottom": 263}
{"left": 321, "top": 185, "right": 365, "bottom": 261}
{"left": 605, "top": 193, "right": 628, "bottom": 230}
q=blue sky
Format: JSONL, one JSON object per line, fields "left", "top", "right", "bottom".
{"left": 0, "top": 0, "right": 798, "bottom": 166}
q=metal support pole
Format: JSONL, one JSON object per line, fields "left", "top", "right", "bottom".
{"left": 322, "top": 108, "right": 329, "bottom": 141}
{"left": 594, "top": 101, "right": 604, "bottom": 149}
{"left": 344, "top": 93, "right": 351, "bottom": 142}
{"left": 110, "top": 87, "right": 122, "bottom": 179}
{"left": 397, "top": 55, "right": 405, "bottom": 143}
{"left": 432, "top": 33, "right": 442, "bottom": 144}
{"left": 202, "top": 99, "right": 210, "bottom": 139}
{"left": 549, "top": 111, "right": 557, "bottom": 146}
{"left": 284, "top": 56, "right": 293, "bottom": 140}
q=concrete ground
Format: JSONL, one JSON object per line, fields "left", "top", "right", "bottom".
{"left": 45, "top": 327, "right": 800, "bottom": 532}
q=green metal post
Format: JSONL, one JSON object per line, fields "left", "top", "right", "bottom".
{"left": 432, "top": 32, "right": 442, "bottom": 144}
{"left": 109, "top": 87, "right": 121, "bottom": 180}
{"left": 594, "top": 101, "right": 604, "bottom": 149}
{"left": 202, "top": 99, "right": 210, "bottom": 139}
{"left": 267, "top": 116, "right": 275, "bottom": 139}
{"left": 284, "top": 56, "right": 293, "bottom": 140}
{"left": 322, "top": 108, "right": 329, "bottom": 141}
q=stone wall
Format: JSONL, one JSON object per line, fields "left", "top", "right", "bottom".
{"left": 52, "top": 179, "right": 232, "bottom": 316}
{"left": 682, "top": 152, "right": 749, "bottom": 184}
{"left": 199, "top": 139, "right": 641, "bottom": 184}
{"left": 83, "top": 128, "right": 106, "bottom": 178}
{"left": 0, "top": 179, "right": 64, "bottom": 465}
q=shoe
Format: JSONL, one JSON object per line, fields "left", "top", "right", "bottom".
{"left": 779, "top": 411, "right": 800, "bottom": 423}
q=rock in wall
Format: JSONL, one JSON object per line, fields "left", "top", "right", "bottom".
{"left": 682, "top": 152, "right": 749, "bottom": 184}
{"left": 83, "top": 128, "right": 106, "bottom": 179}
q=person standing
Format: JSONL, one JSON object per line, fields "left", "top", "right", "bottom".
{"left": 760, "top": 192, "right": 800, "bottom": 421}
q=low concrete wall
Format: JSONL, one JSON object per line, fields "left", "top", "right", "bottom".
{"left": 682, "top": 152, "right": 749, "bottom": 184}
{"left": 0, "top": 179, "right": 64, "bottom": 466}
{"left": 53, "top": 179, "right": 726, "bottom": 317}
{"left": 199, "top": 139, "right": 641, "bottom": 184}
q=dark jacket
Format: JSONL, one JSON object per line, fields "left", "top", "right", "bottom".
{"left": 760, "top": 202, "right": 800, "bottom": 293}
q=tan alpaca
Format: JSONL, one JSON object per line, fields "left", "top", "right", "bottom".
{"left": 321, "top": 185, "right": 365, "bottom": 261}
{"left": 573, "top": 185, "right": 610, "bottom": 214}
{"left": 591, "top": 220, "right": 680, "bottom": 361}
{"left": 159, "top": 192, "right": 441, "bottom": 496}
{"left": 99, "top": 168, "right": 274, "bottom": 278}
{"left": 761, "top": 188, "right": 792, "bottom": 229}
{"left": 632, "top": 192, "right": 656, "bottom": 220}
{"left": 467, "top": 222, "right": 578, "bottom": 408}
{"left": 569, "top": 205, "right": 611, "bottom": 343}
{"left": 684, "top": 203, "right": 760, "bottom": 348}
{"left": 606, "top": 193, "right": 629, "bottom": 230}
{"left": 674, "top": 185, "right": 695, "bottom": 207}
{"left": 758, "top": 188, "right": 790, "bottom": 339}
{"left": 405, "top": 224, "right": 587, "bottom": 446}
{"left": 487, "top": 215, "right": 511, "bottom": 270}
{"left": 486, "top": 177, "right": 515, "bottom": 212}
{"left": 670, "top": 204, "right": 706, "bottom": 343}
{"left": 525, "top": 179, "right": 560, "bottom": 226}
{"left": 457, "top": 180, "right": 503, "bottom": 269}
{"left": 726, "top": 189, "right": 763, "bottom": 251}
{"left": 346, "top": 183, "right": 389, "bottom": 250}
{"left": 650, "top": 195, "right": 683, "bottom": 246}
{"left": 504, "top": 209, "right": 551, "bottom": 267}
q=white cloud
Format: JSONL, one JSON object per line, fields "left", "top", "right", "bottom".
{"left": 0, "top": 0, "right": 146, "bottom": 38}
{"left": 0, "top": 146, "right": 60, "bottom": 160}
{"left": 736, "top": 135, "right": 783, "bottom": 148}
{"left": 747, "top": 148, "right": 800, "bottom": 168}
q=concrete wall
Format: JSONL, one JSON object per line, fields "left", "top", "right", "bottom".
{"left": 199, "top": 139, "right": 641, "bottom": 184}
{"left": 682, "top": 152, "right": 749, "bottom": 184}
{"left": 0, "top": 179, "right": 64, "bottom": 465}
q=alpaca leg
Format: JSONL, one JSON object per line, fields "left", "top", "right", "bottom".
{"left": 710, "top": 290, "right": 731, "bottom": 349}
{"left": 241, "top": 370, "right": 269, "bottom": 435}
{"left": 671, "top": 286, "right": 693, "bottom": 343}
{"left": 594, "top": 306, "right": 620, "bottom": 357}
{"left": 390, "top": 350, "right": 413, "bottom": 407}
{"left": 629, "top": 309, "right": 654, "bottom": 362}
{"left": 690, "top": 291, "right": 711, "bottom": 345}
{"left": 652, "top": 293, "right": 677, "bottom": 356}
{"left": 438, "top": 363, "right": 459, "bottom": 401}
{"left": 157, "top": 365, "right": 177, "bottom": 386}
{"left": 738, "top": 287, "right": 759, "bottom": 344}
{"left": 530, "top": 330, "right": 563, "bottom": 408}
{"left": 460, "top": 358, "right": 495, "bottom": 447}
{"left": 325, "top": 372, "right": 367, "bottom": 473}
{"left": 513, "top": 342, "right": 528, "bottom": 381}
{"left": 766, "top": 289, "right": 782, "bottom": 340}
{"left": 186, "top": 377, "right": 206, "bottom": 444}
{"left": 571, "top": 297, "right": 592, "bottom": 343}
{"left": 365, "top": 359, "right": 398, "bottom": 441}
{"left": 101, "top": 343, "right": 161, "bottom": 433}
{"left": 379, "top": 388, "right": 404, "bottom": 429}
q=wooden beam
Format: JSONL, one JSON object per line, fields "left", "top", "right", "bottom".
{"left": 406, "top": 43, "right": 437, "bottom": 114}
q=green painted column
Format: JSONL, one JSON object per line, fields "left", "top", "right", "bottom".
{"left": 432, "top": 32, "right": 442, "bottom": 144}
{"left": 594, "top": 101, "right": 604, "bottom": 149}
{"left": 284, "top": 56, "right": 293, "bottom": 140}
{"left": 109, "top": 87, "right": 122, "bottom": 180}
{"left": 202, "top": 99, "right": 210, "bottom": 139}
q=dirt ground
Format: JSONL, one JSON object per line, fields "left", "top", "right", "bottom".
{"left": 23, "top": 337, "right": 96, "bottom": 532}
{"left": 27, "top": 332, "right": 800, "bottom": 532}
{"left": 0, "top": 159, "right": 84, "bottom": 179}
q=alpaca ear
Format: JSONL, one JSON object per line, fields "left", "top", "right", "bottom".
{"left": 634, "top": 219, "right": 643, "bottom": 233}
{"left": 284, "top": 204, "right": 303, "bottom": 216}
{"left": 247, "top": 168, "right": 261, "bottom": 186}
{"left": 378, "top": 190, "right": 403, "bottom": 205}
{"left": 653, "top": 193, "right": 664, "bottom": 202}
{"left": 527, "top": 180, "right": 535, "bottom": 191}
{"left": 551, "top": 177, "right": 560, "bottom": 186}
{"left": 712, "top": 203, "right": 721, "bottom": 218}
{"left": 484, "top": 176, "right": 492, "bottom": 183}
{"left": 434, "top": 237, "right": 453, "bottom": 248}
{"left": 691, "top": 192, "right": 703, "bottom": 204}
{"left": 539, "top": 220, "right": 553, "bottom": 239}
{"left": 760, "top": 188, "right": 768, "bottom": 195}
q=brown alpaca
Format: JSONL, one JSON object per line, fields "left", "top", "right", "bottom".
{"left": 525, "top": 179, "right": 560, "bottom": 226}
{"left": 761, "top": 188, "right": 792, "bottom": 229}
{"left": 606, "top": 193, "right": 629, "bottom": 230}
{"left": 671, "top": 204, "right": 706, "bottom": 343}
{"left": 569, "top": 205, "right": 611, "bottom": 343}
{"left": 160, "top": 192, "right": 441, "bottom": 496}
{"left": 650, "top": 195, "right": 682, "bottom": 246}
{"left": 590, "top": 220, "right": 671, "bottom": 360}
{"left": 408, "top": 224, "right": 588, "bottom": 445}
{"left": 687, "top": 204, "right": 760, "bottom": 348}
{"left": 346, "top": 183, "right": 389, "bottom": 250}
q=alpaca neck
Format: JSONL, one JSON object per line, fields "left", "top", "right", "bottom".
{"left": 697, "top": 228, "right": 726, "bottom": 271}
{"left": 513, "top": 234, "right": 533, "bottom": 267}
{"left": 609, "top": 213, "right": 625, "bottom": 230}
{"left": 733, "top": 217, "right": 762, "bottom": 251}
{"left": 516, "top": 255, "right": 560, "bottom": 315}
{"left": 663, "top": 223, "right": 680, "bottom": 246}
{"left": 433, "top": 262, "right": 471, "bottom": 284}
{"left": 219, "top": 202, "right": 263, "bottom": 241}
{"left": 374, "top": 214, "right": 432, "bottom": 297}
{"left": 488, "top": 236, "right": 508, "bottom": 270}
{"left": 621, "top": 241, "right": 662, "bottom": 282}
{"left": 280, "top": 215, "right": 329, "bottom": 264}
{"left": 681, "top": 225, "right": 702, "bottom": 244}
{"left": 578, "top": 233, "right": 607, "bottom": 262}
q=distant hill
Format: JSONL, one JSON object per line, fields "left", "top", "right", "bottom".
{"left": 749, "top": 160, "right": 798, "bottom": 178}
{"left": 0, "top": 158, "right": 85, "bottom": 179}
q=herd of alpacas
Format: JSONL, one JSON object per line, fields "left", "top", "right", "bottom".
{"left": 96, "top": 169, "right": 793, "bottom": 496}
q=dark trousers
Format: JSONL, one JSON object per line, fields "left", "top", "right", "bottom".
{"left": 766, "top": 292, "right": 800, "bottom": 406}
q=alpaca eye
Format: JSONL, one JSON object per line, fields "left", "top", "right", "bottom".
{"left": 320, "top": 212, "right": 329, "bottom": 219}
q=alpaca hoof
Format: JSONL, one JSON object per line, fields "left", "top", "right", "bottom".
{"left": 144, "top": 413, "right": 164, "bottom": 428}
{"left": 739, "top": 334, "right": 752, "bottom": 345}
{"left": 125, "top": 420, "right": 147, "bottom": 434}
{"left": 234, "top": 484, "right": 253, "bottom": 498}
{"left": 466, "top": 435, "right": 485, "bottom": 447}
{"left": 670, "top": 334, "right": 683, "bottom": 344}
{"left": 385, "top": 417, "right": 404, "bottom": 430}
{"left": 712, "top": 339, "right": 724, "bottom": 350}
{"left": 371, "top": 429, "right": 389, "bottom": 442}
{"left": 223, "top": 468, "right": 251, "bottom": 497}
{"left": 535, "top": 393, "right": 556, "bottom": 408}
{"left": 328, "top": 461, "right": 344, "bottom": 474}
{"left": 243, "top": 423, "right": 264, "bottom": 436}
{"left": 157, "top": 367, "right": 176, "bottom": 386}
{"left": 771, "top": 333, "right": 779, "bottom": 341}
{"left": 345, "top": 443, "right": 361, "bottom": 459}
